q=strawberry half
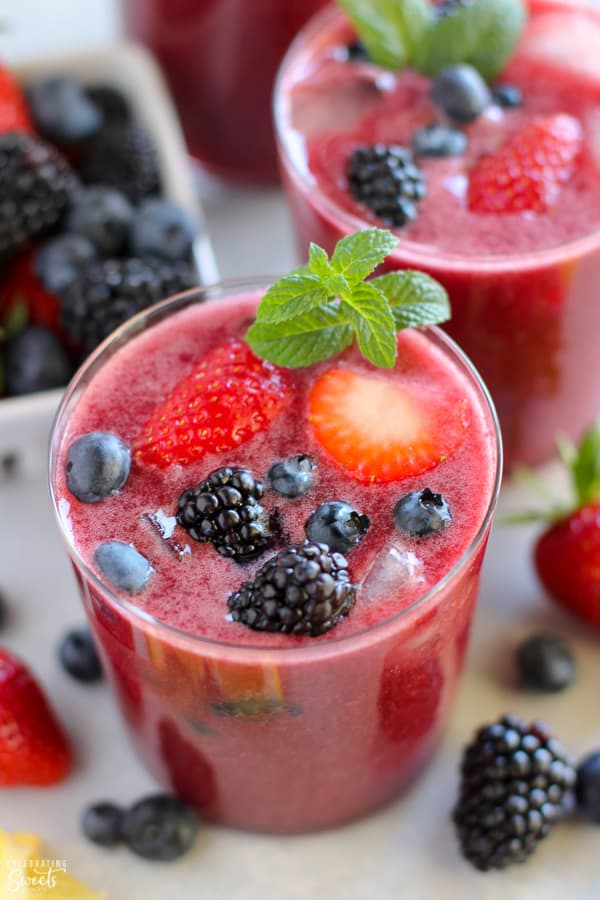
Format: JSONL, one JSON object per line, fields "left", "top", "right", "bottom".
{"left": 134, "top": 339, "right": 292, "bottom": 468}
{"left": 0, "top": 63, "right": 33, "bottom": 134}
{"left": 468, "top": 114, "right": 582, "bottom": 214}
{"left": 0, "top": 647, "right": 72, "bottom": 786}
{"left": 307, "top": 367, "right": 470, "bottom": 483}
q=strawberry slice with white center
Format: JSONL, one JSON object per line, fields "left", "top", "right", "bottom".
{"left": 308, "top": 367, "right": 470, "bottom": 483}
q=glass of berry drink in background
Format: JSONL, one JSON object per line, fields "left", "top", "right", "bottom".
{"left": 274, "top": 0, "right": 600, "bottom": 470}
{"left": 49, "top": 278, "right": 500, "bottom": 833}
{"left": 119, "top": 0, "right": 328, "bottom": 182}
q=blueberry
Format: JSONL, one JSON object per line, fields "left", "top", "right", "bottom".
{"left": 492, "top": 83, "right": 523, "bottom": 109}
{"left": 2, "top": 326, "right": 73, "bottom": 396}
{"left": 268, "top": 454, "right": 317, "bottom": 498}
{"left": 305, "top": 501, "right": 370, "bottom": 554}
{"left": 27, "top": 75, "right": 102, "bottom": 145}
{"left": 128, "top": 198, "right": 196, "bottom": 263}
{"left": 59, "top": 628, "right": 103, "bottom": 682}
{"left": 411, "top": 122, "right": 468, "bottom": 158}
{"left": 345, "top": 39, "right": 370, "bottom": 62}
{"left": 94, "top": 541, "right": 153, "bottom": 594}
{"left": 576, "top": 752, "right": 600, "bottom": 823}
{"left": 393, "top": 488, "right": 452, "bottom": 537}
{"left": 64, "top": 186, "right": 133, "bottom": 255}
{"left": 0, "top": 590, "right": 7, "bottom": 630}
{"left": 66, "top": 432, "right": 131, "bottom": 503}
{"left": 82, "top": 801, "right": 124, "bottom": 846}
{"left": 35, "top": 234, "right": 97, "bottom": 295}
{"left": 516, "top": 634, "right": 575, "bottom": 693}
{"left": 121, "top": 794, "right": 198, "bottom": 861}
{"left": 431, "top": 64, "right": 492, "bottom": 123}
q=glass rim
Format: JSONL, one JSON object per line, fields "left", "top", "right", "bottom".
{"left": 272, "top": 0, "right": 600, "bottom": 273}
{"left": 48, "top": 276, "right": 502, "bottom": 661}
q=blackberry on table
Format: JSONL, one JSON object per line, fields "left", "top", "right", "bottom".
{"left": 453, "top": 714, "right": 576, "bottom": 871}
{"left": 79, "top": 122, "right": 161, "bottom": 202}
{"left": 177, "top": 467, "right": 271, "bottom": 562}
{"left": 347, "top": 144, "right": 426, "bottom": 228}
{"left": 0, "top": 132, "right": 78, "bottom": 263}
{"left": 59, "top": 256, "right": 197, "bottom": 354}
{"left": 228, "top": 541, "right": 356, "bottom": 636}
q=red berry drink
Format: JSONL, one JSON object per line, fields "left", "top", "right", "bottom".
{"left": 50, "top": 275, "right": 500, "bottom": 833}
{"left": 120, "top": 0, "right": 327, "bottom": 182}
{"left": 275, "top": 0, "right": 600, "bottom": 468}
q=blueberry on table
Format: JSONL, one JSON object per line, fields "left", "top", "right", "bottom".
{"left": 94, "top": 541, "right": 153, "bottom": 595}
{"left": 64, "top": 185, "right": 133, "bottom": 256}
{"left": 576, "top": 751, "right": 600, "bottom": 823}
{"left": 431, "top": 64, "right": 492, "bottom": 123}
{"left": 129, "top": 198, "right": 196, "bottom": 263}
{"left": 121, "top": 794, "right": 199, "bottom": 861}
{"left": 516, "top": 633, "right": 576, "bottom": 693}
{"left": 26, "top": 75, "right": 102, "bottom": 146}
{"left": 412, "top": 123, "right": 468, "bottom": 158}
{"left": 59, "top": 628, "right": 103, "bottom": 683}
{"left": 2, "top": 326, "right": 73, "bottom": 396}
{"left": 268, "top": 454, "right": 317, "bottom": 498}
{"left": 35, "top": 234, "right": 97, "bottom": 295}
{"left": 66, "top": 432, "right": 131, "bottom": 504}
{"left": 82, "top": 801, "right": 124, "bottom": 846}
{"left": 393, "top": 488, "right": 452, "bottom": 537}
{"left": 305, "top": 501, "right": 370, "bottom": 554}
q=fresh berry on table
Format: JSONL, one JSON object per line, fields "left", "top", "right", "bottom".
{"left": 128, "top": 197, "right": 196, "bottom": 263}
{"left": 576, "top": 751, "right": 600, "bottom": 824}
{"left": 516, "top": 633, "right": 576, "bottom": 693}
{"left": 120, "top": 794, "right": 199, "bottom": 861}
{"left": 81, "top": 801, "right": 125, "bottom": 846}
{"left": 63, "top": 185, "right": 133, "bottom": 255}
{"left": 58, "top": 628, "right": 103, "bottom": 683}
{"left": 26, "top": 75, "right": 102, "bottom": 146}
{"left": 79, "top": 121, "right": 161, "bottom": 202}
{"left": 0, "top": 647, "right": 71, "bottom": 786}
{"left": 1, "top": 325, "right": 73, "bottom": 395}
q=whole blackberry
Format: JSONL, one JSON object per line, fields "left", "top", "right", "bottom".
{"left": 79, "top": 122, "right": 161, "bottom": 202}
{"left": 453, "top": 714, "right": 576, "bottom": 871}
{"left": 0, "top": 132, "right": 78, "bottom": 263}
{"left": 347, "top": 144, "right": 426, "bottom": 228}
{"left": 228, "top": 541, "right": 356, "bottom": 636}
{"left": 177, "top": 467, "right": 271, "bottom": 562}
{"left": 59, "top": 256, "right": 197, "bottom": 354}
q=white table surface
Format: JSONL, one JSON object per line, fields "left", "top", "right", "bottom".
{"left": 2, "top": 3, "right": 600, "bottom": 898}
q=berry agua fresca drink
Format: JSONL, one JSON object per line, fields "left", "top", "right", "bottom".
{"left": 50, "top": 231, "right": 500, "bottom": 833}
{"left": 120, "top": 0, "right": 328, "bottom": 182}
{"left": 275, "top": 0, "right": 600, "bottom": 470}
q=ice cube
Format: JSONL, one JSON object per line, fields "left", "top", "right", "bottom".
{"left": 145, "top": 508, "right": 191, "bottom": 561}
{"left": 360, "top": 544, "right": 425, "bottom": 605}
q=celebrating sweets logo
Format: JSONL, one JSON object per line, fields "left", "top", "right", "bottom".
{"left": 4, "top": 856, "right": 68, "bottom": 893}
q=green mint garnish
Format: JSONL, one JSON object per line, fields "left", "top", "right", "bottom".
{"left": 245, "top": 228, "right": 450, "bottom": 369}
{"left": 337, "top": 0, "right": 526, "bottom": 81}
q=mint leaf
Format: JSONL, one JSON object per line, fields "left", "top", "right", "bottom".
{"left": 308, "top": 243, "right": 333, "bottom": 278}
{"left": 337, "top": 0, "right": 432, "bottom": 69}
{"left": 340, "top": 282, "right": 397, "bottom": 368}
{"left": 255, "top": 272, "right": 329, "bottom": 324}
{"left": 371, "top": 271, "right": 450, "bottom": 329}
{"left": 416, "top": 0, "right": 526, "bottom": 81}
{"left": 568, "top": 424, "right": 600, "bottom": 508}
{"left": 330, "top": 228, "right": 398, "bottom": 285}
{"left": 246, "top": 305, "right": 353, "bottom": 368}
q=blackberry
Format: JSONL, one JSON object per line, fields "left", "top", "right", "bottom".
{"left": 177, "top": 467, "right": 271, "bottom": 562}
{"left": 347, "top": 144, "right": 426, "bottom": 228}
{"left": 85, "top": 85, "right": 132, "bottom": 126}
{"left": 59, "top": 256, "right": 197, "bottom": 354}
{"left": 79, "top": 122, "right": 161, "bottom": 202}
{"left": 228, "top": 541, "right": 356, "bottom": 636}
{"left": 0, "top": 132, "right": 78, "bottom": 263}
{"left": 453, "top": 714, "right": 576, "bottom": 871}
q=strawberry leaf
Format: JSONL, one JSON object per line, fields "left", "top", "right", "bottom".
{"left": 568, "top": 424, "right": 600, "bottom": 508}
{"left": 330, "top": 228, "right": 398, "bottom": 285}
{"left": 340, "top": 282, "right": 397, "bottom": 368}
{"left": 246, "top": 305, "right": 353, "bottom": 367}
{"left": 371, "top": 270, "right": 451, "bottom": 329}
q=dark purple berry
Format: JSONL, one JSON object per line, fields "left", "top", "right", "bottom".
{"left": 27, "top": 75, "right": 102, "bottom": 146}
{"left": 393, "top": 488, "right": 452, "bottom": 537}
{"left": 59, "top": 628, "right": 103, "bottom": 682}
{"left": 66, "top": 431, "right": 131, "bottom": 504}
{"left": 82, "top": 802, "right": 124, "bottom": 846}
{"left": 305, "top": 501, "right": 370, "bottom": 554}
{"left": 347, "top": 144, "right": 426, "bottom": 227}
{"left": 121, "top": 794, "right": 198, "bottom": 861}
{"left": 129, "top": 198, "right": 196, "bottom": 263}
{"left": 576, "top": 751, "right": 600, "bottom": 823}
{"left": 412, "top": 122, "right": 468, "bottom": 158}
{"left": 431, "top": 64, "right": 492, "bottom": 123}
{"left": 516, "top": 634, "right": 576, "bottom": 693}
{"left": 2, "top": 326, "right": 73, "bottom": 396}
{"left": 94, "top": 541, "right": 153, "bottom": 594}
{"left": 268, "top": 454, "right": 316, "bottom": 498}
{"left": 64, "top": 185, "right": 133, "bottom": 255}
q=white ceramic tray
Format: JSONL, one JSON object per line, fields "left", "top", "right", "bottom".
{"left": 0, "top": 43, "right": 218, "bottom": 477}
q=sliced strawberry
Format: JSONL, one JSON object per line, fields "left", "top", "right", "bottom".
{"left": 0, "top": 647, "right": 72, "bottom": 786}
{"left": 307, "top": 366, "right": 469, "bottom": 483}
{"left": 468, "top": 114, "right": 583, "bottom": 214}
{"left": 0, "top": 64, "right": 33, "bottom": 134}
{"left": 134, "top": 339, "right": 292, "bottom": 468}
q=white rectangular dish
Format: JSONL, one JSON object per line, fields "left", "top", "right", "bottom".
{"left": 0, "top": 42, "right": 218, "bottom": 477}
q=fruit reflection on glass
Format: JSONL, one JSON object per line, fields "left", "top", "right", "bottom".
{"left": 275, "top": 0, "right": 600, "bottom": 470}
{"left": 50, "top": 229, "right": 500, "bottom": 833}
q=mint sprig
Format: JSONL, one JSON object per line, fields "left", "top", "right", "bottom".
{"left": 245, "top": 228, "right": 450, "bottom": 369}
{"left": 337, "top": 0, "right": 526, "bottom": 82}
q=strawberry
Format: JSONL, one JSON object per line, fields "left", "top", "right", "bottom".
{"left": 134, "top": 339, "right": 291, "bottom": 468}
{"left": 0, "top": 63, "right": 32, "bottom": 134}
{"left": 307, "top": 366, "right": 470, "bottom": 483}
{"left": 0, "top": 249, "right": 61, "bottom": 332}
{"left": 532, "top": 424, "right": 600, "bottom": 631}
{"left": 468, "top": 114, "right": 582, "bottom": 214}
{"left": 0, "top": 647, "right": 72, "bottom": 786}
